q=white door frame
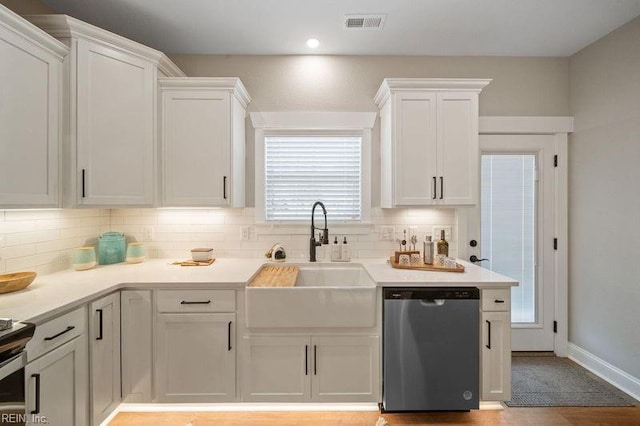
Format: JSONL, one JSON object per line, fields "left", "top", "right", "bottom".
{"left": 457, "top": 116, "right": 572, "bottom": 356}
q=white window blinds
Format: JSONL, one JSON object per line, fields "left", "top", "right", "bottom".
{"left": 265, "top": 135, "right": 362, "bottom": 221}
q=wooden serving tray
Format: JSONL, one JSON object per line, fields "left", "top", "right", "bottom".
{"left": 249, "top": 266, "right": 299, "bottom": 287}
{"left": 173, "top": 258, "right": 215, "bottom": 266}
{"left": 389, "top": 256, "right": 465, "bottom": 273}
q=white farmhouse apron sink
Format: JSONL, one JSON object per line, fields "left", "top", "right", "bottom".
{"left": 245, "top": 263, "right": 376, "bottom": 328}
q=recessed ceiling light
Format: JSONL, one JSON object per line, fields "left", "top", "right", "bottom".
{"left": 306, "top": 38, "right": 320, "bottom": 49}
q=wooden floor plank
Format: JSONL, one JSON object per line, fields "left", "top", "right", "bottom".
{"left": 109, "top": 405, "right": 640, "bottom": 426}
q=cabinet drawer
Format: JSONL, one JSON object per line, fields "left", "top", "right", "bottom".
{"left": 481, "top": 289, "right": 511, "bottom": 312}
{"left": 157, "top": 290, "right": 235, "bottom": 313}
{"left": 27, "top": 306, "right": 86, "bottom": 362}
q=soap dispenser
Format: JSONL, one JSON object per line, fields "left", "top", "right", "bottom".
{"left": 331, "top": 236, "right": 341, "bottom": 261}
{"left": 341, "top": 236, "right": 351, "bottom": 261}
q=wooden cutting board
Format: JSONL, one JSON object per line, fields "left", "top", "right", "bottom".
{"left": 389, "top": 256, "right": 465, "bottom": 273}
{"left": 173, "top": 258, "right": 216, "bottom": 266}
{"left": 249, "top": 265, "right": 299, "bottom": 287}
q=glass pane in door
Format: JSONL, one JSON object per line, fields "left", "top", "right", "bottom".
{"left": 481, "top": 155, "right": 536, "bottom": 323}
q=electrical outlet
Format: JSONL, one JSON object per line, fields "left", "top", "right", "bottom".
{"left": 142, "top": 226, "right": 154, "bottom": 242}
{"left": 240, "top": 226, "right": 251, "bottom": 241}
{"left": 432, "top": 226, "right": 452, "bottom": 241}
{"left": 380, "top": 226, "right": 395, "bottom": 241}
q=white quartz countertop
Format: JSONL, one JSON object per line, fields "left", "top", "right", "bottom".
{"left": 360, "top": 258, "right": 519, "bottom": 287}
{"left": 0, "top": 258, "right": 517, "bottom": 323}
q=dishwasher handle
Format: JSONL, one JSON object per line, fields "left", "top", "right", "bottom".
{"left": 420, "top": 299, "right": 446, "bottom": 306}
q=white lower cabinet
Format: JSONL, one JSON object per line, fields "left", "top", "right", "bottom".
{"left": 311, "top": 336, "right": 379, "bottom": 402}
{"left": 121, "top": 290, "right": 153, "bottom": 403}
{"left": 481, "top": 311, "right": 511, "bottom": 401}
{"left": 242, "top": 335, "right": 379, "bottom": 403}
{"left": 25, "top": 336, "right": 88, "bottom": 426}
{"left": 89, "top": 293, "right": 120, "bottom": 425}
{"left": 242, "top": 336, "right": 310, "bottom": 402}
{"left": 155, "top": 313, "right": 236, "bottom": 402}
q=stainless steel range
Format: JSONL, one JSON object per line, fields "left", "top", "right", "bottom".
{"left": 0, "top": 319, "right": 35, "bottom": 426}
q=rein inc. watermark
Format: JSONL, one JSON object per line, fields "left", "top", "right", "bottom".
{"left": 1, "top": 413, "right": 49, "bottom": 424}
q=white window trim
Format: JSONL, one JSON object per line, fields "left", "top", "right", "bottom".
{"left": 251, "top": 112, "right": 376, "bottom": 225}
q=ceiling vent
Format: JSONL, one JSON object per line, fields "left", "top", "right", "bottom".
{"left": 344, "top": 14, "right": 386, "bottom": 30}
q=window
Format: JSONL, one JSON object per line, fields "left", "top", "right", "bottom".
{"left": 265, "top": 135, "right": 362, "bottom": 221}
{"left": 251, "top": 112, "right": 375, "bottom": 224}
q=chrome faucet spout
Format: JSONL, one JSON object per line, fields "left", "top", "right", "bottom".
{"left": 310, "top": 201, "right": 329, "bottom": 262}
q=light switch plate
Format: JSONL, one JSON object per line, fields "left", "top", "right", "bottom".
{"left": 432, "top": 226, "right": 452, "bottom": 241}
{"left": 142, "top": 227, "right": 154, "bottom": 241}
{"left": 380, "top": 226, "right": 395, "bottom": 241}
{"left": 240, "top": 226, "right": 251, "bottom": 241}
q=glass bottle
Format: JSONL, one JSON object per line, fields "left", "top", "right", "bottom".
{"left": 437, "top": 230, "right": 449, "bottom": 256}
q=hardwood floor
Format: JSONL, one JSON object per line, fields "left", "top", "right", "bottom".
{"left": 110, "top": 405, "right": 640, "bottom": 426}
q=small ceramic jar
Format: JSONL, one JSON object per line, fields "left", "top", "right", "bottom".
{"left": 126, "top": 242, "right": 146, "bottom": 264}
{"left": 410, "top": 253, "right": 422, "bottom": 266}
{"left": 399, "top": 254, "right": 410, "bottom": 266}
{"left": 72, "top": 246, "right": 96, "bottom": 271}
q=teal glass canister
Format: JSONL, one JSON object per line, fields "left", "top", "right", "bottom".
{"left": 98, "top": 232, "right": 126, "bottom": 265}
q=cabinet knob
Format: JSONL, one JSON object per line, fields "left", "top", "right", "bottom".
{"left": 469, "top": 240, "right": 477, "bottom": 247}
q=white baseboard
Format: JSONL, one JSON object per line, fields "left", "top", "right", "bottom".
{"left": 568, "top": 342, "right": 640, "bottom": 401}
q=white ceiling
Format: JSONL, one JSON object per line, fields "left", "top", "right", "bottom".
{"left": 41, "top": 0, "right": 640, "bottom": 56}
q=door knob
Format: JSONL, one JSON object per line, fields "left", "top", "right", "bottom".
{"left": 469, "top": 255, "right": 489, "bottom": 263}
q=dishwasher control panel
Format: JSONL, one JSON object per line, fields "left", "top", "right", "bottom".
{"left": 384, "top": 287, "right": 479, "bottom": 300}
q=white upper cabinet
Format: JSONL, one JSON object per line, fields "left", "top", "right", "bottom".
{"left": 26, "top": 14, "right": 185, "bottom": 207}
{"left": 160, "top": 78, "right": 250, "bottom": 207}
{"left": 0, "top": 6, "right": 68, "bottom": 208}
{"left": 375, "top": 78, "right": 491, "bottom": 207}
{"left": 160, "top": 77, "right": 251, "bottom": 207}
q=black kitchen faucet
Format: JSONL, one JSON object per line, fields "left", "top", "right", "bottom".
{"left": 309, "top": 201, "right": 329, "bottom": 262}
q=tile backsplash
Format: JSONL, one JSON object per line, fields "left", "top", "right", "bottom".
{"left": 0, "top": 207, "right": 457, "bottom": 274}
{"left": 0, "top": 209, "right": 111, "bottom": 275}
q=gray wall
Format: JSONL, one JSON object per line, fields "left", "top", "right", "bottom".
{"left": 0, "top": 0, "right": 54, "bottom": 14}
{"left": 170, "top": 55, "right": 570, "bottom": 206}
{"left": 569, "top": 16, "right": 640, "bottom": 378}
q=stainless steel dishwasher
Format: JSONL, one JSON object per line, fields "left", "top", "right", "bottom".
{"left": 383, "top": 287, "right": 480, "bottom": 411}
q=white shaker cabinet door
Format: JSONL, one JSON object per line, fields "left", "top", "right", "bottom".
{"left": 392, "top": 92, "right": 438, "bottom": 206}
{"left": 76, "top": 40, "right": 155, "bottom": 206}
{"left": 241, "top": 336, "right": 311, "bottom": 402}
{"left": 155, "top": 313, "right": 236, "bottom": 402}
{"left": 311, "top": 335, "right": 380, "bottom": 402}
{"left": 0, "top": 14, "right": 63, "bottom": 207}
{"left": 89, "top": 293, "right": 121, "bottom": 426}
{"left": 481, "top": 311, "right": 511, "bottom": 401}
{"left": 24, "top": 336, "right": 88, "bottom": 426}
{"left": 437, "top": 92, "right": 479, "bottom": 205}
{"left": 162, "top": 89, "right": 230, "bottom": 206}
{"left": 121, "top": 290, "right": 153, "bottom": 403}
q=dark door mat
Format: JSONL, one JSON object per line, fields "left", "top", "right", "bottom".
{"left": 506, "top": 356, "right": 638, "bottom": 407}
